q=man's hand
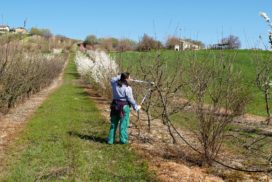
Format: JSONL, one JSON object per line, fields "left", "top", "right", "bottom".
{"left": 137, "top": 105, "right": 142, "bottom": 110}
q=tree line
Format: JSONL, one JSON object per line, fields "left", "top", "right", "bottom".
{"left": 82, "top": 33, "right": 241, "bottom": 52}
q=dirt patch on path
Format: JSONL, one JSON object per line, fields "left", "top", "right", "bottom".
{"left": 0, "top": 60, "right": 68, "bottom": 169}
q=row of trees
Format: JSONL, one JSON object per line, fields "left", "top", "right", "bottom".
{"left": 113, "top": 51, "right": 271, "bottom": 174}
{"left": 79, "top": 48, "right": 272, "bottom": 173}
{"left": 84, "top": 35, "right": 137, "bottom": 52}
{"left": 28, "top": 28, "right": 241, "bottom": 51}
{"left": 128, "top": 52, "right": 249, "bottom": 165}
{"left": 0, "top": 33, "right": 73, "bottom": 113}
{"left": 29, "top": 27, "right": 73, "bottom": 46}
{"left": 83, "top": 34, "right": 241, "bottom": 52}
{"left": 83, "top": 34, "right": 206, "bottom": 52}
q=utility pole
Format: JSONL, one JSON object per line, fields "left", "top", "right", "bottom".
{"left": 24, "top": 18, "right": 27, "bottom": 28}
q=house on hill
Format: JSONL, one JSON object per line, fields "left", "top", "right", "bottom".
{"left": 174, "top": 44, "right": 180, "bottom": 51}
{"left": 0, "top": 25, "right": 28, "bottom": 34}
{"left": 15, "top": 27, "right": 27, "bottom": 34}
{"left": 0, "top": 25, "right": 10, "bottom": 34}
{"left": 174, "top": 40, "right": 200, "bottom": 51}
{"left": 210, "top": 43, "right": 229, "bottom": 50}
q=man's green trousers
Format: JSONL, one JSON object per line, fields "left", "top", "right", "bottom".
{"left": 107, "top": 105, "right": 130, "bottom": 144}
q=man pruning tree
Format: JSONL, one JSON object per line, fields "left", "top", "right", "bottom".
{"left": 107, "top": 72, "right": 141, "bottom": 144}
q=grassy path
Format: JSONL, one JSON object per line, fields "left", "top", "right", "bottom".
{"left": 0, "top": 53, "right": 153, "bottom": 181}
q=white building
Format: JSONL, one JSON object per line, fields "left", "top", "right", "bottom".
{"left": 174, "top": 40, "right": 200, "bottom": 51}
{"left": 15, "top": 27, "right": 27, "bottom": 34}
{"left": 0, "top": 25, "right": 10, "bottom": 34}
{"left": 174, "top": 44, "right": 180, "bottom": 51}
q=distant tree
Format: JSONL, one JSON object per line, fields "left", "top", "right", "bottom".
{"left": 117, "top": 38, "right": 137, "bottom": 52}
{"left": 29, "top": 28, "right": 40, "bottom": 36}
{"left": 166, "top": 36, "right": 180, "bottom": 49}
{"left": 137, "top": 34, "right": 163, "bottom": 51}
{"left": 99, "top": 38, "right": 112, "bottom": 51}
{"left": 30, "top": 27, "right": 52, "bottom": 38}
{"left": 110, "top": 38, "right": 119, "bottom": 49}
{"left": 84, "top": 35, "right": 99, "bottom": 46}
{"left": 221, "top": 35, "right": 241, "bottom": 49}
{"left": 55, "top": 34, "right": 67, "bottom": 39}
{"left": 55, "top": 34, "right": 68, "bottom": 42}
{"left": 184, "top": 38, "right": 205, "bottom": 49}
{"left": 99, "top": 37, "right": 119, "bottom": 51}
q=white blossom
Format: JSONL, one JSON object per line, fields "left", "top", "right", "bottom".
{"left": 75, "top": 50, "right": 119, "bottom": 88}
{"left": 260, "top": 12, "right": 270, "bottom": 22}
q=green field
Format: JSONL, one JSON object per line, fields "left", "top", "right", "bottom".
{"left": 111, "top": 50, "right": 272, "bottom": 168}
{"left": 0, "top": 53, "right": 154, "bottom": 182}
{"left": 111, "top": 49, "right": 272, "bottom": 116}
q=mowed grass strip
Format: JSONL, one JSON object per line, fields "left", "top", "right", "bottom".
{"left": 0, "top": 53, "right": 154, "bottom": 182}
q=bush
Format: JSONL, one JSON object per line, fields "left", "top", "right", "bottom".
{"left": 137, "top": 34, "right": 163, "bottom": 51}
{"left": 99, "top": 37, "right": 119, "bottom": 52}
{"left": 30, "top": 27, "right": 53, "bottom": 38}
{"left": 165, "top": 36, "right": 180, "bottom": 49}
{"left": 116, "top": 38, "right": 137, "bottom": 52}
{"left": 221, "top": 35, "right": 241, "bottom": 49}
{"left": 84, "top": 35, "right": 99, "bottom": 46}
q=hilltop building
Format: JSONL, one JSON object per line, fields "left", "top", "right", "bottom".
{"left": 15, "top": 27, "right": 27, "bottom": 34}
{"left": 209, "top": 43, "right": 229, "bottom": 50}
{"left": 174, "top": 40, "right": 200, "bottom": 51}
{"left": 0, "top": 25, "right": 10, "bottom": 34}
{"left": 0, "top": 25, "right": 27, "bottom": 34}
{"left": 174, "top": 44, "right": 180, "bottom": 51}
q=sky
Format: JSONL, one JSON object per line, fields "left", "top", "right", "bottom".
{"left": 0, "top": 0, "right": 271, "bottom": 49}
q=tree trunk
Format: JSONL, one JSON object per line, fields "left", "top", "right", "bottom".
{"left": 265, "top": 88, "right": 271, "bottom": 125}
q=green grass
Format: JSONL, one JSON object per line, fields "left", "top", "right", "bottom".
{"left": 171, "top": 110, "right": 272, "bottom": 166}
{"left": 111, "top": 49, "right": 272, "bottom": 116}
{"left": 111, "top": 49, "right": 272, "bottom": 168}
{"left": 0, "top": 53, "right": 154, "bottom": 182}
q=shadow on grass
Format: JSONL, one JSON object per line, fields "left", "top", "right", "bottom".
{"left": 67, "top": 72, "right": 80, "bottom": 79}
{"left": 76, "top": 87, "right": 111, "bottom": 104}
{"left": 68, "top": 131, "right": 107, "bottom": 144}
{"left": 76, "top": 91, "right": 90, "bottom": 97}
